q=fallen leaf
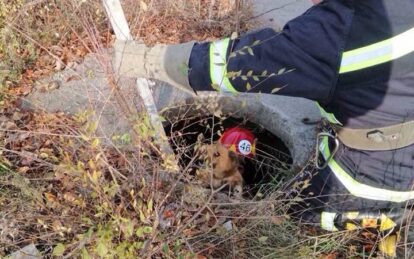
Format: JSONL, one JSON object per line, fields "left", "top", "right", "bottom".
{"left": 52, "top": 220, "right": 63, "bottom": 231}
{"left": 65, "top": 75, "right": 81, "bottom": 82}
{"left": 163, "top": 210, "right": 174, "bottom": 218}
{"left": 270, "top": 216, "right": 285, "bottom": 225}
{"left": 47, "top": 80, "right": 60, "bottom": 91}
{"left": 55, "top": 60, "right": 64, "bottom": 71}
{"left": 18, "top": 166, "right": 30, "bottom": 174}
{"left": 140, "top": 1, "right": 148, "bottom": 11}
{"left": 63, "top": 192, "right": 77, "bottom": 203}
{"left": 52, "top": 243, "right": 65, "bottom": 256}
{"left": 320, "top": 253, "right": 338, "bottom": 259}
{"left": 44, "top": 192, "right": 57, "bottom": 203}
{"left": 258, "top": 236, "right": 268, "bottom": 243}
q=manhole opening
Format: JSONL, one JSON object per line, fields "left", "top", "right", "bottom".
{"left": 165, "top": 114, "right": 293, "bottom": 196}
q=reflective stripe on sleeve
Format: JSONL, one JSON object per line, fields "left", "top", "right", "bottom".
{"left": 319, "top": 136, "right": 414, "bottom": 202}
{"left": 339, "top": 27, "right": 414, "bottom": 74}
{"left": 321, "top": 212, "right": 338, "bottom": 231}
{"left": 209, "top": 38, "right": 237, "bottom": 93}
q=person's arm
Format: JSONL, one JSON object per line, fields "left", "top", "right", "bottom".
{"left": 188, "top": 0, "right": 354, "bottom": 104}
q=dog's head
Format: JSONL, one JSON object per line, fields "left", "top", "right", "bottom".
{"left": 200, "top": 143, "right": 241, "bottom": 179}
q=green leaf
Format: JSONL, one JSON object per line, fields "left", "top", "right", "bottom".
{"left": 139, "top": 210, "right": 146, "bottom": 223}
{"left": 278, "top": 68, "right": 286, "bottom": 75}
{"left": 136, "top": 227, "right": 144, "bottom": 238}
{"left": 253, "top": 76, "right": 260, "bottom": 82}
{"left": 53, "top": 243, "right": 66, "bottom": 256}
{"left": 247, "top": 70, "right": 253, "bottom": 77}
{"left": 143, "top": 226, "right": 153, "bottom": 234}
{"left": 246, "top": 82, "right": 251, "bottom": 91}
{"left": 174, "top": 239, "right": 182, "bottom": 253}
{"left": 136, "top": 241, "right": 144, "bottom": 249}
{"left": 241, "top": 76, "right": 248, "bottom": 81}
{"left": 247, "top": 47, "right": 254, "bottom": 56}
{"left": 82, "top": 217, "right": 93, "bottom": 225}
{"left": 120, "top": 133, "right": 131, "bottom": 143}
{"left": 162, "top": 243, "right": 170, "bottom": 254}
{"left": 238, "top": 51, "right": 246, "bottom": 55}
{"left": 82, "top": 248, "right": 92, "bottom": 259}
{"left": 271, "top": 87, "right": 283, "bottom": 94}
{"left": 97, "top": 241, "right": 108, "bottom": 257}
{"left": 261, "top": 70, "right": 268, "bottom": 76}
{"left": 258, "top": 236, "right": 268, "bottom": 243}
{"left": 229, "top": 52, "right": 237, "bottom": 58}
{"left": 123, "top": 220, "right": 135, "bottom": 238}
{"left": 252, "top": 40, "right": 261, "bottom": 46}
{"left": 147, "top": 199, "right": 153, "bottom": 213}
{"left": 226, "top": 71, "right": 236, "bottom": 78}
{"left": 85, "top": 227, "right": 94, "bottom": 238}
{"left": 136, "top": 226, "right": 152, "bottom": 237}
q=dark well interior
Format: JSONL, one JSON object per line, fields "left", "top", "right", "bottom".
{"left": 164, "top": 114, "right": 293, "bottom": 196}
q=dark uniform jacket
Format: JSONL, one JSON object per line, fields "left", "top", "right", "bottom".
{"left": 187, "top": 0, "right": 414, "bottom": 218}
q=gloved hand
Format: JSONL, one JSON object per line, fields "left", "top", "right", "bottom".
{"left": 112, "top": 40, "right": 196, "bottom": 94}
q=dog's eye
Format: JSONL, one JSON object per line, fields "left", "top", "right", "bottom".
{"left": 213, "top": 152, "right": 220, "bottom": 157}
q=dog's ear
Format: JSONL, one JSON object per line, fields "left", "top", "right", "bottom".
{"left": 228, "top": 151, "right": 238, "bottom": 165}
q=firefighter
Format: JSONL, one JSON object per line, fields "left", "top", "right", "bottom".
{"left": 113, "top": 0, "right": 414, "bottom": 256}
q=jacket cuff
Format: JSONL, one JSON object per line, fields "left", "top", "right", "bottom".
{"left": 188, "top": 42, "right": 215, "bottom": 92}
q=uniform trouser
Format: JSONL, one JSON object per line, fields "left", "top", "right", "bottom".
{"left": 285, "top": 163, "right": 414, "bottom": 231}
{"left": 285, "top": 164, "right": 414, "bottom": 257}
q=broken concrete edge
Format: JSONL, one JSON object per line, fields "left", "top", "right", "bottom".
{"left": 22, "top": 73, "right": 319, "bottom": 170}
{"left": 157, "top": 89, "right": 319, "bottom": 169}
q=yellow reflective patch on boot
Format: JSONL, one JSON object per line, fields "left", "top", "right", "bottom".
{"left": 362, "top": 218, "right": 378, "bottom": 228}
{"left": 346, "top": 211, "right": 359, "bottom": 220}
{"left": 379, "top": 234, "right": 398, "bottom": 257}
{"left": 380, "top": 214, "right": 397, "bottom": 232}
{"left": 346, "top": 222, "right": 358, "bottom": 231}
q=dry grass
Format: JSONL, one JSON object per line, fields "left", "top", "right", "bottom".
{"left": 0, "top": 0, "right": 406, "bottom": 258}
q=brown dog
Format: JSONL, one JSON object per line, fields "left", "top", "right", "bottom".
{"left": 197, "top": 143, "right": 244, "bottom": 196}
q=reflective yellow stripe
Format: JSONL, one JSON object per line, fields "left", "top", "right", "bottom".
{"left": 379, "top": 234, "right": 398, "bottom": 257}
{"left": 209, "top": 38, "right": 237, "bottom": 93}
{"left": 321, "top": 212, "right": 338, "bottom": 231}
{"left": 340, "top": 27, "right": 414, "bottom": 74}
{"left": 346, "top": 222, "right": 358, "bottom": 230}
{"left": 316, "top": 103, "right": 342, "bottom": 125}
{"left": 320, "top": 136, "right": 414, "bottom": 202}
{"left": 380, "top": 214, "right": 397, "bottom": 232}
